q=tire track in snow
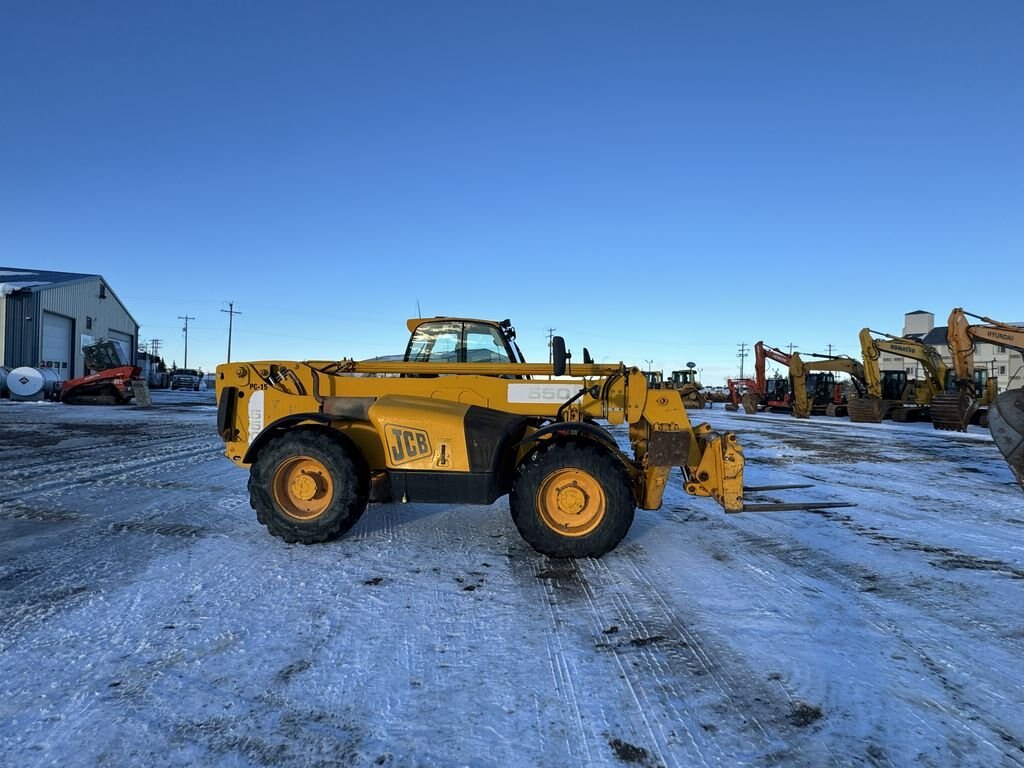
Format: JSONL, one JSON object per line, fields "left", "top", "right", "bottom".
{"left": 660, "top": 507, "right": 1024, "bottom": 766}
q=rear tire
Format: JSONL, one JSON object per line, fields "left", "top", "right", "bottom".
{"left": 249, "top": 431, "right": 369, "bottom": 544}
{"left": 510, "top": 440, "right": 634, "bottom": 558}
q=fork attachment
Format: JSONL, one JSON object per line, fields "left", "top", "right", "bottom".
{"left": 735, "top": 482, "right": 854, "bottom": 513}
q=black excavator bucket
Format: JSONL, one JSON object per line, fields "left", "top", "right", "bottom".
{"left": 846, "top": 398, "right": 892, "bottom": 423}
{"left": 989, "top": 390, "right": 1024, "bottom": 490}
{"left": 739, "top": 484, "right": 855, "bottom": 513}
{"left": 930, "top": 391, "right": 979, "bottom": 432}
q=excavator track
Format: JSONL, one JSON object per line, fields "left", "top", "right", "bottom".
{"left": 846, "top": 398, "right": 892, "bottom": 423}
{"left": 929, "top": 392, "right": 979, "bottom": 432}
{"left": 989, "top": 390, "right": 1024, "bottom": 490}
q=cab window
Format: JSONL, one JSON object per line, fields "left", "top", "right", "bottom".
{"left": 405, "top": 321, "right": 514, "bottom": 364}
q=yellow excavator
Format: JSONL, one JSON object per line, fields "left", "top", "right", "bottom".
{"left": 789, "top": 352, "right": 868, "bottom": 419}
{"left": 939, "top": 308, "right": 1024, "bottom": 488}
{"left": 215, "top": 317, "right": 851, "bottom": 558}
{"left": 931, "top": 308, "right": 1002, "bottom": 431}
{"left": 847, "top": 328, "right": 949, "bottom": 424}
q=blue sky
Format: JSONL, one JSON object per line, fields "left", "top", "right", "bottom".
{"left": 1, "top": 2, "right": 1021, "bottom": 383}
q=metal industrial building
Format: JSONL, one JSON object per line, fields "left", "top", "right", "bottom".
{"left": 0, "top": 268, "right": 138, "bottom": 379}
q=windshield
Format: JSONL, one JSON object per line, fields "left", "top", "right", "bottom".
{"left": 405, "top": 321, "right": 514, "bottom": 364}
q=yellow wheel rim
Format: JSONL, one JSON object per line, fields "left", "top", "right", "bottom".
{"left": 272, "top": 455, "right": 334, "bottom": 521}
{"left": 536, "top": 468, "right": 606, "bottom": 538}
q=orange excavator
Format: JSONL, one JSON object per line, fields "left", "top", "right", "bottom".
{"left": 937, "top": 308, "right": 1024, "bottom": 489}
{"left": 750, "top": 342, "right": 796, "bottom": 413}
{"left": 724, "top": 377, "right": 760, "bottom": 413}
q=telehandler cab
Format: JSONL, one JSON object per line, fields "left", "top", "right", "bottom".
{"left": 215, "top": 317, "right": 851, "bottom": 558}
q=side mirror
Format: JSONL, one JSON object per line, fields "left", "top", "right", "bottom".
{"left": 551, "top": 336, "right": 567, "bottom": 376}
{"left": 583, "top": 347, "right": 594, "bottom": 365}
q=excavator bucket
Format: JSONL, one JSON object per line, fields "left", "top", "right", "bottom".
{"left": 846, "top": 398, "right": 891, "bottom": 423}
{"left": 929, "top": 391, "right": 979, "bottom": 432}
{"left": 740, "top": 393, "right": 759, "bottom": 415}
{"left": 989, "top": 390, "right": 1024, "bottom": 490}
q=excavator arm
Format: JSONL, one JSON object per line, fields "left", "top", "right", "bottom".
{"left": 945, "top": 309, "right": 1024, "bottom": 486}
{"left": 789, "top": 353, "right": 867, "bottom": 419}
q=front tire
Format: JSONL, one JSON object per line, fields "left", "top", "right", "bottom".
{"left": 510, "top": 440, "right": 634, "bottom": 558}
{"left": 249, "top": 431, "right": 369, "bottom": 544}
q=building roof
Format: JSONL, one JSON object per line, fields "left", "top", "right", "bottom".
{"left": 906, "top": 309, "right": 933, "bottom": 316}
{"left": 0, "top": 267, "right": 101, "bottom": 295}
{"left": 920, "top": 327, "right": 949, "bottom": 346}
{"left": 0, "top": 267, "right": 138, "bottom": 328}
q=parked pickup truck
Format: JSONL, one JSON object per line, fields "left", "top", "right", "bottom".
{"left": 170, "top": 368, "right": 202, "bottom": 391}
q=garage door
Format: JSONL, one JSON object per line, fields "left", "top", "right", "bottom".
{"left": 42, "top": 312, "right": 72, "bottom": 378}
{"left": 108, "top": 329, "right": 134, "bottom": 366}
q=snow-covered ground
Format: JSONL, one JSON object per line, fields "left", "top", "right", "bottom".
{"left": 1, "top": 391, "right": 1022, "bottom": 767}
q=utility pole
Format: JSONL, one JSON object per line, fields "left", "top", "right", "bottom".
{"left": 150, "top": 339, "right": 162, "bottom": 358}
{"left": 645, "top": 359, "right": 654, "bottom": 371}
{"left": 787, "top": 342, "right": 798, "bottom": 355}
{"left": 737, "top": 342, "right": 749, "bottom": 379}
{"left": 178, "top": 315, "right": 195, "bottom": 369}
{"left": 546, "top": 328, "right": 556, "bottom": 364}
{"left": 221, "top": 302, "right": 242, "bottom": 363}
{"left": 827, "top": 343, "right": 833, "bottom": 357}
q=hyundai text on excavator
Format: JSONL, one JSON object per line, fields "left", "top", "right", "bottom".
{"left": 846, "top": 329, "right": 949, "bottom": 424}
{"left": 215, "top": 317, "right": 852, "bottom": 558}
{"left": 939, "top": 308, "right": 1024, "bottom": 489}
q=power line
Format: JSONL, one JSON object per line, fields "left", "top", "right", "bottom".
{"left": 178, "top": 315, "right": 196, "bottom": 369}
{"left": 220, "top": 302, "right": 242, "bottom": 363}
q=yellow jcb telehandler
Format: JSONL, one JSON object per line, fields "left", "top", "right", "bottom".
{"left": 215, "top": 317, "right": 851, "bottom": 558}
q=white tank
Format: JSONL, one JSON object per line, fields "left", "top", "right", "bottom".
{"left": 0, "top": 366, "right": 10, "bottom": 397}
{"left": 7, "top": 366, "right": 64, "bottom": 401}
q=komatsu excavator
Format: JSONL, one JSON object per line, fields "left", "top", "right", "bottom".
{"left": 215, "top": 317, "right": 851, "bottom": 558}
{"left": 938, "top": 308, "right": 1024, "bottom": 489}
{"left": 789, "top": 353, "right": 868, "bottom": 419}
{"left": 847, "top": 329, "right": 949, "bottom": 424}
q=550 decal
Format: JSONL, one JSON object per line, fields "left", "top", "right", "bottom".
{"left": 385, "top": 424, "right": 432, "bottom": 465}
{"left": 507, "top": 383, "right": 582, "bottom": 404}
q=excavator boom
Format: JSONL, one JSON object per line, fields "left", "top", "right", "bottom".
{"left": 939, "top": 309, "right": 1024, "bottom": 485}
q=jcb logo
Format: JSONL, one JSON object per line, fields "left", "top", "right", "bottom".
{"left": 385, "top": 425, "right": 432, "bottom": 465}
